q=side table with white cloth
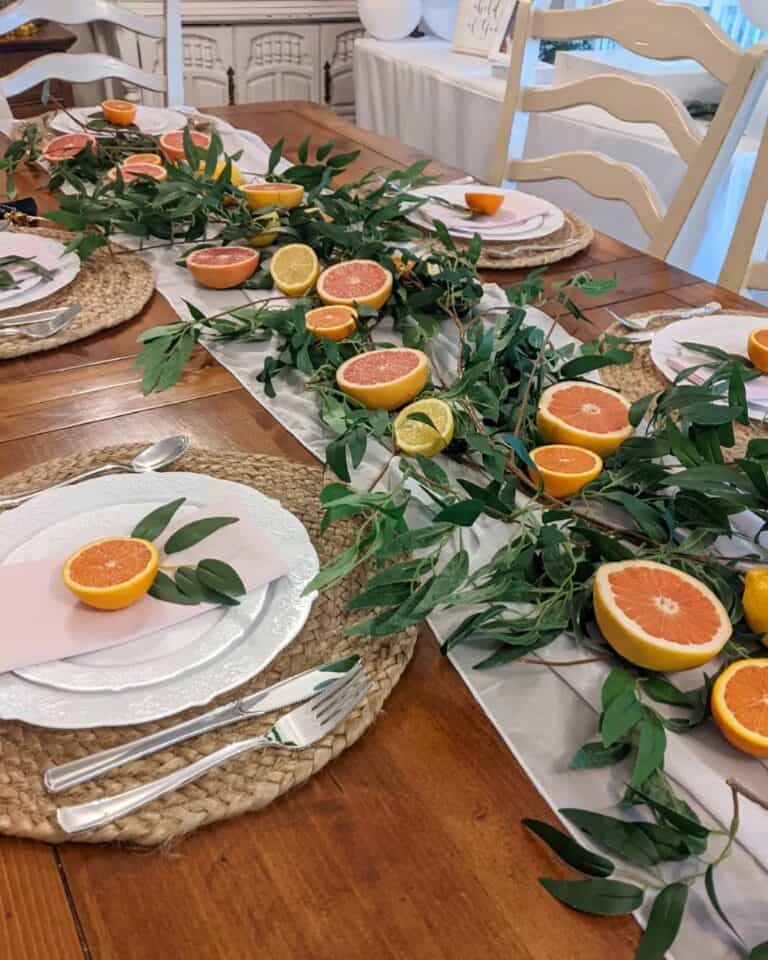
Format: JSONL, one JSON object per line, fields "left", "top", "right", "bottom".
{"left": 354, "top": 36, "right": 763, "bottom": 283}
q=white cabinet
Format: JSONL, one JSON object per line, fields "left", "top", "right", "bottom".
{"left": 183, "top": 27, "right": 234, "bottom": 107}
{"left": 235, "top": 25, "right": 319, "bottom": 103}
{"left": 320, "top": 23, "right": 365, "bottom": 118}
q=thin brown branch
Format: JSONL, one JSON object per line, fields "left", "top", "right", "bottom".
{"left": 727, "top": 778, "right": 768, "bottom": 814}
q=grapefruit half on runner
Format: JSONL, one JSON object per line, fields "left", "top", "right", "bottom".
{"left": 43, "top": 132, "right": 96, "bottom": 163}
{"left": 62, "top": 537, "right": 159, "bottom": 611}
{"left": 336, "top": 347, "right": 429, "bottom": 410}
{"left": 528, "top": 444, "right": 602, "bottom": 498}
{"left": 593, "top": 560, "right": 731, "bottom": 672}
{"left": 187, "top": 246, "right": 259, "bottom": 289}
{"left": 305, "top": 305, "right": 357, "bottom": 341}
{"left": 122, "top": 152, "right": 163, "bottom": 167}
{"left": 106, "top": 163, "right": 168, "bottom": 184}
{"left": 317, "top": 260, "right": 393, "bottom": 311}
{"left": 537, "top": 381, "right": 633, "bottom": 456}
{"left": 712, "top": 659, "right": 768, "bottom": 756}
{"left": 159, "top": 129, "right": 211, "bottom": 163}
{"left": 243, "top": 182, "right": 304, "bottom": 210}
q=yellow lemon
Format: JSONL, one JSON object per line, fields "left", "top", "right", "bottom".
{"left": 196, "top": 159, "right": 244, "bottom": 186}
{"left": 743, "top": 568, "right": 768, "bottom": 641}
{"left": 394, "top": 399, "right": 454, "bottom": 457}
{"left": 269, "top": 243, "right": 320, "bottom": 297}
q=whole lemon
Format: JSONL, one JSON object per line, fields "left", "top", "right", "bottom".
{"left": 743, "top": 568, "right": 768, "bottom": 641}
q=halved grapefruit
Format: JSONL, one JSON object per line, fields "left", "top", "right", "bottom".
{"left": 748, "top": 328, "right": 768, "bottom": 373}
{"left": 123, "top": 152, "right": 163, "bottom": 167}
{"left": 243, "top": 182, "right": 304, "bottom": 210}
{"left": 336, "top": 347, "right": 429, "bottom": 410}
{"left": 528, "top": 444, "right": 602, "bottom": 499}
{"left": 106, "top": 163, "right": 168, "bottom": 184}
{"left": 42, "top": 132, "right": 96, "bottom": 163}
{"left": 63, "top": 537, "right": 159, "bottom": 611}
{"left": 159, "top": 129, "right": 211, "bottom": 163}
{"left": 317, "top": 260, "right": 393, "bottom": 311}
{"left": 593, "top": 560, "right": 731, "bottom": 672}
{"left": 187, "top": 246, "right": 259, "bottom": 289}
{"left": 305, "top": 305, "right": 357, "bottom": 341}
{"left": 712, "top": 659, "right": 768, "bottom": 756}
{"left": 101, "top": 99, "right": 137, "bottom": 126}
{"left": 537, "top": 382, "right": 633, "bottom": 456}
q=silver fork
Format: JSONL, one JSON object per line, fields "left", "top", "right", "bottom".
{"left": 56, "top": 669, "right": 369, "bottom": 835}
{"left": 0, "top": 304, "right": 80, "bottom": 339}
{"left": 604, "top": 301, "right": 721, "bottom": 332}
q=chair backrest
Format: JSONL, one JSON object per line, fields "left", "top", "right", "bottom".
{"left": 489, "top": 0, "right": 768, "bottom": 262}
{"left": 0, "top": 0, "right": 183, "bottom": 108}
{"left": 719, "top": 117, "right": 768, "bottom": 295}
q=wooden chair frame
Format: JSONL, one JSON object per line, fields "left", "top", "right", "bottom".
{"left": 720, "top": 119, "right": 768, "bottom": 294}
{"left": 489, "top": 0, "right": 768, "bottom": 261}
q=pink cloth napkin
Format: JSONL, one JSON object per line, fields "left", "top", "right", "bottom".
{"left": 668, "top": 355, "right": 768, "bottom": 401}
{"left": 0, "top": 503, "right": 290, "bottom": 673}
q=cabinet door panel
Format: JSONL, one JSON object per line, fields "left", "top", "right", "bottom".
{"left": 182, "top": 27, "right": 233, "bottom": 108}
{"left": 235, "top": 26, "right": 319, "bottom": 104}
{"left": 319, "top": 23, "right": 363, "bottom": 116}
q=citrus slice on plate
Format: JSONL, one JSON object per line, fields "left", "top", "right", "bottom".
{"left": 465, "top": 192, "right": 504, "bottom": 215}
{"left": 394, "top": 398, "right": 454, "bottom": 457}
{"left": 122, "top": 152, "right": 163, "bottom": 167}
{"left": 593, "top": 560, "right": 731, "bottom": 672}
{"left": 42, "top": 132, "right": 95, "bottom": 163}
{"left": 317, "top": 260, "right": 393, "bottom": 310}
{"left": 101, "top": 99, "right": 137, "bottom": 126}
{"left": 159, "top": 129, "right": 211, "bottom": 163}
{"left": 305, "top": 304, "right": 357, "bottom": 341}
{"left": 337, "top": 347, "right": 429, "bottom": 410}
{"left": 63, "top": 537, "right": 159, "bottom": 611}
{"left": 106, "top": 163, "right": 168, "bottom": 184}
{"left": 243, "top": 182, "right": 304, "bottom": 210}
{"left": 187, "top": 246, "right": 259, "bottom": 289}
{"left": 270, "top": 243, "right": 320, "bottom": 296}
{"left": 712, "top": 659, "right": 768, "bottom": 756}
{"left": 537, "top": 381, "right": 633, "bottom": 456}
{"left": 747, "top": 328, "right": 768, "bottom": 373}
{"left": 528, "top": 444, "right": 602, "bottom": 498}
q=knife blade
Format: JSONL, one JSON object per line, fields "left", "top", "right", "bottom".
{"left": 43, "top": 655, "right": 361, "bottom": 794}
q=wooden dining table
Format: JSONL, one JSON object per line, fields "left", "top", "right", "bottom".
{"left": 0, "top": 101, "right": 764, "bottom": 960}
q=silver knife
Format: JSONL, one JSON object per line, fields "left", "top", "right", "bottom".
{"left": 0, "top": 304, "right": 80, "bottom": 329}
{"left": 44, "top": 655, "right": 361, "bottom": 793}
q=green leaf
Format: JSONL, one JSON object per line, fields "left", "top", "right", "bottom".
{"left": 629, "top": 393, "right": 655, "bottom": 427}
{"left": 522, "top": 819, "right": 614, "bottom": 878}
{"left": 148, "top": 570, "right": 199, "bottom": 605}
{"left": 601, "top": 668, "right": 635, "bottom": 710}
{"left": 560, "top": 352, "right": 632, "bottom": 378}
{"left": 131, "top": 497, "right": 186, "bottom": 541}
{"left": 705, "top": 864, "right": 744, "bottom": 946}
{"left": 174, "top": 566, "right": 205, "bottom": 602}
{"left": 635, "top": 883, "right": 688, "bottom": 960}
{"left": 749, "top": 943, "right": 768, "bottom": 959}
{"left": 601, "top": 687, "right": 644, "bottom": 747}
{"left": 539, "top": 878, "right": 643, "bottom": 916}
{"left": 197, "top": 559, "right": 246, "bottom": 597}
{"left": 433, "top": 499, "right": 484, "bottom": 526}
{"left": 164, "top": 516, "right": 238, "bottom": 555}
{"left": 571, "top": 741, "right": 632, "bottom": 769}
{"left": 326, "top": 438, "right": 350, "bottom": 483}
{"left": 631, "top": 711, "right": 667, "bottom": 788}
{"left": 641, "top": 676, "right": 696, "bottom": 708}
{"left": 561, "top": 809, "right": 662, "bottom": 868}
{"left": 626, "top": 786, "right": 710, "bottom": 839}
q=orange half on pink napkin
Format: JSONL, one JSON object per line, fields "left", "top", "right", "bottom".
{"left": 0, "top": 502, "right": 291, "bottom": 673}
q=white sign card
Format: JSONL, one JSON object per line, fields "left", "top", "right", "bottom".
{"left": 452, "top": 0, "right": 518, "bottom": 57}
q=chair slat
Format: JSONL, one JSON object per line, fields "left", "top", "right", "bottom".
{"left": 0, "top": 0, "right": 164, "bottom": 39}
{"left": 1, "top": 54, "right": 167, "bottom": 99}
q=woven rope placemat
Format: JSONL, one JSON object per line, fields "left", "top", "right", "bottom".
{"left": 0, "top": 227, "right": 155, "bottom": 360}
{"left": 600, "top": 310, "right": 768, "bottom": 460}
{"left": 0, "top": 445, "right": 416, "bottom": 847}
{"left": 459, "top": 210, "right": 593, "bottom": 270}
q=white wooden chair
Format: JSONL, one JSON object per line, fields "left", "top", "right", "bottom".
{"left": 0, "top": 0, "right": 184, "bottom": 110}
{"left": 489, "top": 0, "right": 768, "bottom": 262}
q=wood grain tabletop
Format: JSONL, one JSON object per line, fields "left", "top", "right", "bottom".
{"left": 0, "top": 100, "right": 763, "bottom": 960}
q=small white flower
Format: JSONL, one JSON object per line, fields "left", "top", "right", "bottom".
{"left": 427, "top": 262, "right": 441, "bottom": 277}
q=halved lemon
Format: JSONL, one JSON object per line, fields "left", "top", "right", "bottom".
{"left": 528, "top": 444, "right": 602, "bottom": 498}
{"left": 63, "top": 537, "right": 159, "bottom": 611}
{"left": 394, "top": 399, "right": 454, "bottom": 457}
{"left": 712, "top": 659, "right": 768, "bottom": 756}
{"left": 244, "top": 182, "right": 304, "bottom": 210}
{"left": 196, "top": 159, "right": 244, "bottom": 186}
{"left": 748, "top": 328, "right": 768, "bottom": 373}
{"left": 305, "top": 304, "right": 357, "bottom": 341}
{"left": 101, "top": 99, "right": 137, "bottom": 126}
{"left": 537, "top": 381, "right": 633, "bottom": 456}
{"left": 593, "top": 560, "right": 731, "bottom": 672}
{"left": 247, "top": 210, "right": 280, "bottom": 248}
{"left": 270, "top": 243, "right": 320, "bottom": 297}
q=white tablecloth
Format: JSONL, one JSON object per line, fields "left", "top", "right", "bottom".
{"left": 354, "top": 36, "right": 761, "bottom": 284}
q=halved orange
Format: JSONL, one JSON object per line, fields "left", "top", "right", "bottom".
{"left": 593, "top": 560, "right": 732, "bottom": 672}
{"left": 305, "top": 305, "right": 357, "bottom": 341}
{"left": 336, "top": 347, "right": 429, "bottom": 410}
{"left": 63, "top": 537, "right": 159, "bottom": 611}
{"left": 748, "top": 328, "right": 768, "bottom": 373}
{"left": 101, "top": 99, "right": 137, "bottom": 126}
{"left": 187, "top": 246, "right": 259, "bottom": 289}
{"left": 42, "top": 132, "right": 96, "bottom": 163}
{"left": 317, "top": 260, "right": 393, "bottom": 311}
{"left": 243, "top": 182, "right": 304, "bottom": 210}
{"left": 537, "top": 381, "right": 633, "bottom": 456}
{"left": 123, "top": 152, "right": 163, "bottom": 167}
{"left": 159, "top": 129, "right": 211, "bottom": 163}
{"left": 106, "top": 163, "right": 168, "bottom": 184}
{"left": 712, "top": 659, "right": 768, "bottom": 756}
{"left": 465, "top": 192, "right": 504, "bottom": 215}
{"left": 528, "top": 444, "right": 603, "bottom": 498}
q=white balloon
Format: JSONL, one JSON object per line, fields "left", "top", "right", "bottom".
{"left": 740, "top": 0, "right": 768, "bottom": 30}
{"left": 358, "top": 0, "right": 424, "bottom": 41}
{"left": 422, "top": 0, "right": 460, "bottom": 40}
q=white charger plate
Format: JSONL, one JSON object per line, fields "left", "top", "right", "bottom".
{"left": 52, "top": 105, "right": 186, "bottom": 138}
{"left": 0, "top": 234, "right": 80, "bottom": 312}
{"left": 0, "top": 472, "right": 318, "bottom": 728}
{"left": 650, "top": 314, "right": 768, "bottom": 420}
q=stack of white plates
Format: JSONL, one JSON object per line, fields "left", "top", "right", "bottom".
{"left": 0, "top": 233, "right": 80, "bottom": 312}
{"left": 51, "top": 105, "right": 186, "bottom": 138}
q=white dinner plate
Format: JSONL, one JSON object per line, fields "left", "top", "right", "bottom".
{"left": 650, "top": 314, "right": 768, "bottom": 420}
{"left": 0, "top": 472, "right": 318, "bottom": 728}
{"left": 406, "top": 184, "right": 565, "bottom": 242}
{"left": 0, "top": 234, "right": 80, "bottom": 312}
{"left": 52, "top": 105, "right": 187, "bottom": 138}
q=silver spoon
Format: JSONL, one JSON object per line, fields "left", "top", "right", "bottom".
{"left": 0, "top": 436, "right": 191, "bottom": 509}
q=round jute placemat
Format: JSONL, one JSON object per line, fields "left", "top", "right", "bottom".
{"left": 458, "top": 210, "right": 593, "bottom": 270}
{"left": 0, "top": 444, "right": 416, "bottom": 847}
{"left": 600, "top": 310, "right": 768, "bottom": 460}
{"left": 0, "top": 227, "right": 155, "bottom": 360}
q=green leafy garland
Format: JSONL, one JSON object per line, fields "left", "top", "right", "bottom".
{"left": 5, "top": 128, "right": 768, "bottom": 957}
